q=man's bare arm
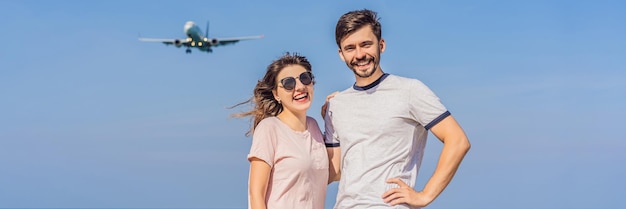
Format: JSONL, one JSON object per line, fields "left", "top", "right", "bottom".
{"left": 327, "top": 147, "right": 341, "bottom": 183}
{"left": 421, "top": 115, "right": 470, "bottom": 202}
{"left": 382, "top": 115, "right": 470, "bottom": 207}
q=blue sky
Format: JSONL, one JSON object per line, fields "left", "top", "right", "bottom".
{"left": 1, "top": 0, "right": 625, "bottom": 208}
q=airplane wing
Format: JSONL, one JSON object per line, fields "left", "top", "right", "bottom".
{"left": 138, "top": 34, "right": 262, "bottom": 53}
{"left": 214, "top": 35, "right": 264, "bottom": 46}
{"left": 138, "top": 37, "right": 190, "bottom": 46}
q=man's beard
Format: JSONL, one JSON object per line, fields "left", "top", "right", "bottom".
{"left": 348, "top": 56, "right": 377, "bottom": 78}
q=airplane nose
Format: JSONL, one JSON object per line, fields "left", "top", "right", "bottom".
{"left": 184, "top": 21, "right": 194, "bottom": 32}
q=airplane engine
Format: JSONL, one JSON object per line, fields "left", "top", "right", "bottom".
{"left": 210, "top": 38, "right": 218, "bottom": 45}
{"left": 174, "top": 39, "right": 182, "bottom": 47}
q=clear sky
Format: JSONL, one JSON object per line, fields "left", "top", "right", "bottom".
{"left": 1, "top": 0, "right": 625, "bottom": 208}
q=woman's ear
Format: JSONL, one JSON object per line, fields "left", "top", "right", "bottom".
{"left": 272, "top": 90, "right": 281, "bottom": 104}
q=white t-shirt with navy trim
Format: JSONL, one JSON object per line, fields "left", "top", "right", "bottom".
{"left": 324, "top": 74, "right": 449, "bottom": 209}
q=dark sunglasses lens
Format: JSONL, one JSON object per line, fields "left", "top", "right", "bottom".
{"left": 300, "top": 72, "right": 312, "bottom": 85}
{"left": 281, "top": 77, "right": 296, "bottom": 90}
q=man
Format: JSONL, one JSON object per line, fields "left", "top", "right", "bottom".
{"left": 324, "top": 9, "right": 471, "bottom": 209}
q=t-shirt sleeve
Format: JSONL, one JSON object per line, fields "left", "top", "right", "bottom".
{"left": 408, "top": 80, "right": 450, "bottom": 130}
{"left": 323, "top": 102, "right": 340, "bottom": 147}
{"left": 247, "top": 119, "right": 277, "bottom": 167}
{"left": 306, "top": 117, "right": 325, "bottom": 144}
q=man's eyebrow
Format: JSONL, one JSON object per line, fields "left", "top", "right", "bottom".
{"left": 342, "top": 44, "right": 355, "bottom": 49}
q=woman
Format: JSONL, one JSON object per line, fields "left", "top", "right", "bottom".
{"left": 233, "top": 53, "right": 328, "bottom": 209}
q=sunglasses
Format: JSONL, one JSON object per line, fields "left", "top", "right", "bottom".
{"left": 279, "top": 71, "right": 314, "bottom": 91}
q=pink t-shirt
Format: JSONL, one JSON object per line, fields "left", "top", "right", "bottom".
{"left": 248, "top": 116, "right": 328, "bottom": 209}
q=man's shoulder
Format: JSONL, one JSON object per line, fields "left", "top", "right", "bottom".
{"left": 386, "top": 74, "right": 424, "bottom": 85}
{"left": 386, "top": 74, "right": 436, "bottom": 94}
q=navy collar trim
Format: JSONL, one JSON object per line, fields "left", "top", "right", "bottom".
{"left": 353, "top": 73, "right": 389, "bottom": 91}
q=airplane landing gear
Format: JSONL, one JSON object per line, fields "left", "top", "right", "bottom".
{"left": 186, "top": 48, "right": 192, "bottom": 54}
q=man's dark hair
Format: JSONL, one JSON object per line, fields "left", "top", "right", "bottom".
{"left": 335, "top": 9, "right": 382, "bottom": 48}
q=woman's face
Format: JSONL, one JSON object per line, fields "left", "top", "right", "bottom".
{"left": 273, "top": 64, "right": 314, "bottom": 116}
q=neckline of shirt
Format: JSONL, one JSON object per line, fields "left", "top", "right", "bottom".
{"left": 273, "top": 116, "right": 310, "bottom": 136}
{"left": 353, "top": 73, "right": 390, "bottom": 91}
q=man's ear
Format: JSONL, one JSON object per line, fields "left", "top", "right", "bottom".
{"left": 338, "top": 48, "right": 346, "bottom": 62}
{"left": 379, "top": 38, "right": 386, "bottom": 53}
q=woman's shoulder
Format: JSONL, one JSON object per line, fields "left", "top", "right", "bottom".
{"left": 256, "top": 117, "right": 281, "bottom": 130}
{"left": 252, "top": 117, "right": 287, "bottom": 139}
{"left": 306, "top": 116, "right": 320, "bottom": 125}
{"left": 306, "top": 116, "right": 322, "bottom": 131}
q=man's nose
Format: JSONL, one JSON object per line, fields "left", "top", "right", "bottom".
{"left": 355, "top": 47, "right": 367, "bottom": 59}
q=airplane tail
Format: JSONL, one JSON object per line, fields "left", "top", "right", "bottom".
{"left": 205, "top": 21, "right": 209, "bottom": 37}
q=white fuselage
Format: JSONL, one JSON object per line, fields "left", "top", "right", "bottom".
{"left": 184, "top": 21, "right": 205, "bottom": 43}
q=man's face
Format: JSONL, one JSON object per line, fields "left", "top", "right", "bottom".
{"left": 338, "top": 25, "right": 385, "bottom": 78}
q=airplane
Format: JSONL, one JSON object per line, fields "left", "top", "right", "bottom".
{"left": 139, "top": 21, "right": 263, "bottom": 54}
